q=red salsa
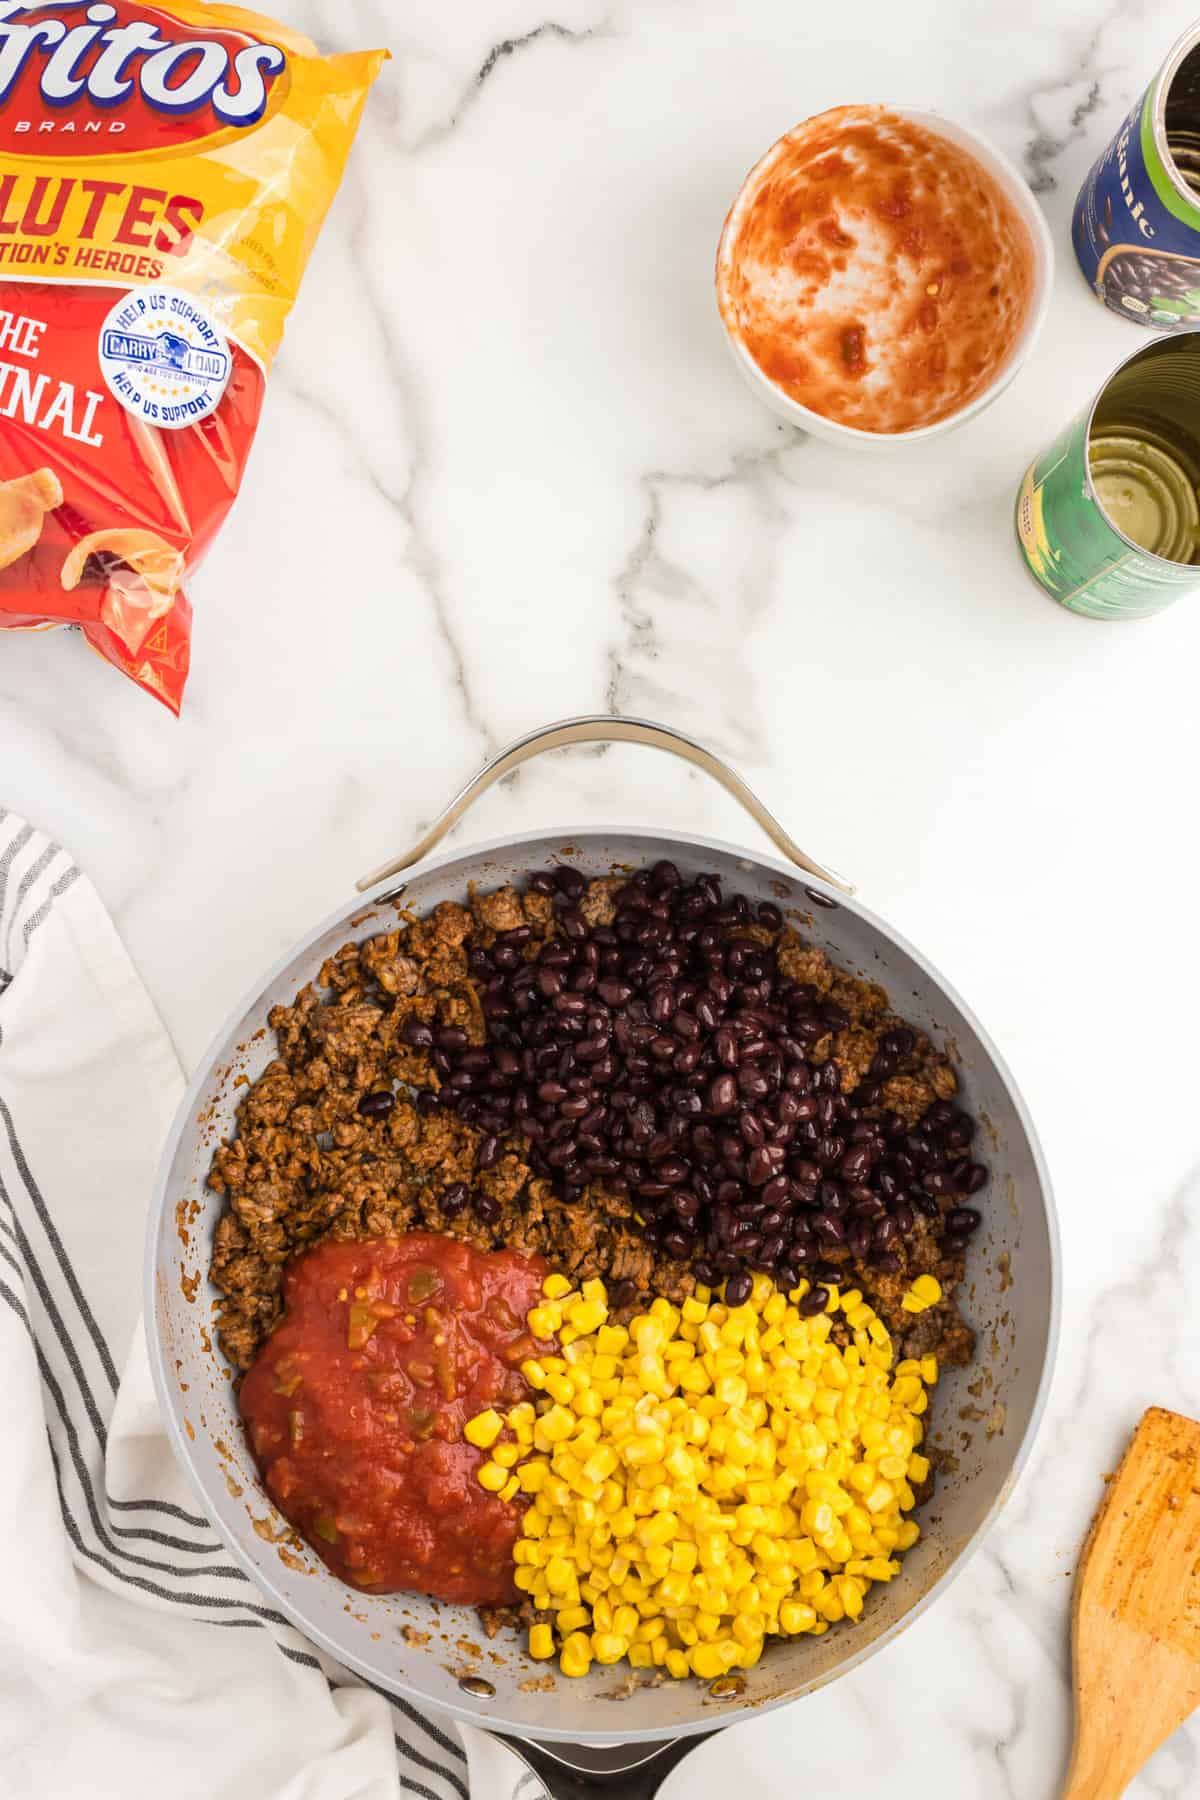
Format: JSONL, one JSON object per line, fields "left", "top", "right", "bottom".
{"left": 717, "top": 105, "right": 1036, "bottom": 433}
{"left": 239, "top": 1234, "right": 549, "bottom": 1605}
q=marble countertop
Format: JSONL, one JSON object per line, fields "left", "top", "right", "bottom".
{"left": 4, "top": 0, "right": 1200, "bottom": 1791}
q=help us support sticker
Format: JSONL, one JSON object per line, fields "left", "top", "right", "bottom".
{"left": 98, "top": 286, "right": 231, "bottom": 429}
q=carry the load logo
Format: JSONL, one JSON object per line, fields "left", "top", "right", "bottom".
{"left": 98, "top": 282, "right": 230, "bottom": 425}
{"left": 0, "top": 0, "right": 288, "bottom": 153}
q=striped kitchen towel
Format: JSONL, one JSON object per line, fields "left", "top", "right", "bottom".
{"left": 0, "top": 810, "right": 546, "bottom": 1800}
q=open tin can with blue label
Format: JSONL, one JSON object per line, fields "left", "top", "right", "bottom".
{"left": 1073, "top": 22, "right": 1200, "bottom": 325}
{"left": 1016, "top": 334, "right": 1200, "bottom": 618}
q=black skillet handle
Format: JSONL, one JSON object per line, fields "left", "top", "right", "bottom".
{"left": 492, "top": 1729, "right": 716, "bottom": 1800}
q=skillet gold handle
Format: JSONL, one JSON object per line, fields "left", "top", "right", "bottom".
{"left": 354, "top": 714, "right": 853, "bottom": 896}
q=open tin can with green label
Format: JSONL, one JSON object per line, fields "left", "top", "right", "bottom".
{"left": 1016, "top": 334, "right": 1200, "bottom": 618}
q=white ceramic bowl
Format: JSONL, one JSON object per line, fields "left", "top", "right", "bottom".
{"left": 716, "top": 107, "right": 1054, "bottom": 448}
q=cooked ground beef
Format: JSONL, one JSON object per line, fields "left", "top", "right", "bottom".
{"left": 209, "top": 878, "right": 976, "bottom": 1373}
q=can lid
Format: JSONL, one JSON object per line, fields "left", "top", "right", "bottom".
{"left": 1088, "top": 430, "right": 1200, "bottom": 564}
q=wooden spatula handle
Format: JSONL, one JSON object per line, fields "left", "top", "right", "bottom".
{"left": 1066, "top": 1407, "right": 1200, "bottom": 1800}
{"left": 1062, "top": 1728, "right": 1143, "bottom": 1800}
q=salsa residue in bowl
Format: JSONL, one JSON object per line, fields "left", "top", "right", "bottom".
{"left": 716, "top": 104, "right": 1037, "bottom": 433}
{"left": 238, "top": 1233, "right": 549, "bottom": 1604}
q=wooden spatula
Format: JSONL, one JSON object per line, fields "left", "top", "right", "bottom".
{"left": 1064, "top": 1406, "right": 1200, "bottom": 1799}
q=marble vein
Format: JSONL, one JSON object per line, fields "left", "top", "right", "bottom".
{"left": 607, "top": 443, "right": 800, "bottom": 761}
{"left": 408, "top": 16, "right": 615, "bottom": 153}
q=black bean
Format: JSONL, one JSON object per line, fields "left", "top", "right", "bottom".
{"left": 739, "top": 1111, "right": 766, "bottom": 1149}
{"left": 725, "top": 1272, "right": 754, "bottom": 1305}
{"left": 753, "top": 1143, "right": 785, "bottom": 1181}
{"left": 708, "top": 1073, "right": 737, "bottom": 1115}
{"left": 800, "top": 1286, "right": 829, "bottom": 1316}
{"left": 418, "top": 862, "right": 987, "bottom": 1312}
{"left": 847, "top": 1218, "right": 872, "bottom": 1259}
{"left": 474, "top": 1130, "right": 500, "bottom": 1173}
{"left": 891, "top": 1199, "right": 915, "bottom": 1236}
{"left": 762, "top": 1175, "right": 791, "bottom": 1210}
{"left": 819, "top": 1179, "right": 846, "bottom": 1215}
{"left": 441, "top": 1182, "right": 468, "bottom": 1217}
{"left": 357, "top": 1090, "right": 395, "bottom": 1117}
{"left": 840, "top": 1144, "right": 874, "bottom": 1182}
{"left": 475, "top": 1192, "right": 501, "bottom": 1224}
{"left": 738, "top": 1068, "right": 771, "bottom": 1102}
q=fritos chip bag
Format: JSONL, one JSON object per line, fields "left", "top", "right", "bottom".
{"left": 0, "top": 1, "right": 384, "bottom": 709}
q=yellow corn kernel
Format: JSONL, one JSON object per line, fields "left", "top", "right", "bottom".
{"left": 542, "top": 1273, "right": 572, "bottom": 1300}
{"left": 464, "top": 1409, "right": 504, "bottom": 1450}
{"left": 900, "top": 1274, "right": 943, "bottom": 1315}
{"left": 545, "top": 1556, "right": 574, "bottom": 1594}
{"left": 500, "top": 1476, "right": 520, "bottom": 1502}
{"left": 689, "top": 1643, "right": 725, "bottom": 1680}
{"left": 518, "top": 1461, "right": 547, "bottom": 1494}
{"left": 569, "top": 1298, "right": 609, "bottom": 1335}
{"left": 477, "top": 1462, "right": 507, "bottom": 1493}
{"left": 560, "top": 1632, "right": 592, "bottom": 1679}
{"left": 491, "top": 1442, "right": 521, "bottom": 1469}
{"left": 492, "top": 1266, "right": 934, "bottom": 1684}
{"left": 528, "top": 1305, "right": 563, "bottom": 1339}
{"left": 529, "top": 1623, "right": 555, "bottom": 1660}
{"left": 732, "top": 1614, "right": 763, "bottom": 1649}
